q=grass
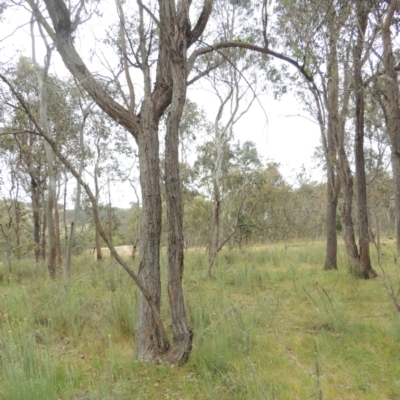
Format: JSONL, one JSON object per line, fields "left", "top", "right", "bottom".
{"left": 0, "top": 239, "right": 400, "bottom": 399}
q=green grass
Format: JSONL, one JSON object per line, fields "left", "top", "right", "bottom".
{"left": 0, "top": 239, "right": 400, "bottom": 399}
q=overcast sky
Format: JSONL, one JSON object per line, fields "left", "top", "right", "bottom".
{"left": 2, "top": 4, "right": 324, "bottom": 208}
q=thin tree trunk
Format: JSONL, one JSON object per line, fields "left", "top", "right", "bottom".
{"left": 381, "top": 1, "right": 400, "bottom": 254}
{"left": 31, "top": 176, "right": 41, "bottom": 263}
{"left": 41, "top": 208, "right": 46, "bottom": 261}
{"left": 32, "top": 21, "right": 57, "bottom": 279}
{"left": 353, "top": 0, "right": 376, "bottom": 279}
{"left": 65, "top": 112, "right": 87, "bottom": 287}
{"left": 54, "top": 201, "right": 62, "bottom": 269}
{"left": 63, "top": 175, "right": 68, "bottom": 247}
{"left": 392, "top": 155, "right": 400, "bottom": 253}
{"left": 94, "top": 142, "right": 103, "bottom": 261}
{"left": 324, "top": 163, "right": 341, "bottom": 270}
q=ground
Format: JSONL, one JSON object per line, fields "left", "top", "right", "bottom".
{"left": 0, "top": 239, "right": 399, "bottom": 399}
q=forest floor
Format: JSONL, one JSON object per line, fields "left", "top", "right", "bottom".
{"left": 0, "top": 239, "right": 399, "bottom": 399}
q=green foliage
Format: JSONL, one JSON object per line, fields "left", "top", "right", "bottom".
{"left": 1, "top": 239, "right": 400, "bottom": 399}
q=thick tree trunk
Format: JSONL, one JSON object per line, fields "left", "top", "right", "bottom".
{"left": 353, "top": 0, "right": 376, "bottom": 279}
{"left": 164, "top": 58, "right": 193, "bottom": 364}
{"left": 135, "top": 104, "right": 168, "bottom": 361}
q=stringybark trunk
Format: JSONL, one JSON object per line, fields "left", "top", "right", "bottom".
{"left": 134, "top": 102, "right": 167, "bottom": 361}
{"left": 164, "top": 58, "right": 193, "bottom": 364}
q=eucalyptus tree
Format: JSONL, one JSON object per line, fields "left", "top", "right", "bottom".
{"left": 272, "top": 0, "right": 360, "bottom": 269}
{"left": 30, "top": 19, "right": 58, "bottom": 278}
{"left": 353, "top": 0, "right": 377, "bottom": 278}
{"left": 205, "top": 64, "right": 258, "bottom": 276}
{"left": 24, "top": 0, "right": 218, "bottom": 364}
{"left": 370, "top": 1, "right": 400, "bottom": 254}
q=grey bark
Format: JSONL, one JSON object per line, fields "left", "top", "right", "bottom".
{"left": 353, "top": 0, "right": 377, "bottom": 279}
{"left": 26, "top": 0, "right": 212, "bottom": 364}
{"left": 65, "top": 111, "right": 87, "bottom": 287}
{"left": 31, "top": 20, "right": 57, "bottom": 279}
{"left": 380, "top": 1, "right": 400, "bottom": 254}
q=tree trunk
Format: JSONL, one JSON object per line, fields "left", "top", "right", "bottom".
{"left": 94, "top": 150, "right": 103, "bottom": 261}
{"left": 135, "top": 104, "right": 168, "bottom": 361}
{"left": 326, "top": 8, "right": 358, "bottom": 266}
{"left": 54, "top": 201, "right": 62, "bottom": 269}
{"left": 392, "top": 154, "right": 400, "bottom": 253}
{"left": 65, "top": 112, "right": 87, "bottom": 287}
{"left": 353, "top": 0, "right": 376, "bottom": 279}
{"left": 41, "top": 208, "right": 46, "bottom": 261}
{"left": 324, "top": 163, "right": 341, "bottom": 270}
{"left": 164, "top": 57, "right": 193, "bottom": 364}
{"left": 381, "top": 1, "right": 400, "bottom": 254}
{"left": 337, "top": 142, "right": 359, "bottom": 263}
{"left": 63, "top": 175, "right": 68, "bottom": 247}
{"left": 31, "top": 175, "right": 41, "bottom": 263}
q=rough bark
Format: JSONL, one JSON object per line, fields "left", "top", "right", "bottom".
{"left": 26, "top": 0, "right": 212, "bottom": 364}
{"left": 322, "top": 3, "right": 358, "bottom": 268}
{"left": 135, "top": 106, "right": 166, "bottom": 361}
{"left": 163, "top": 0, "right": 193, "bottom": 363}
{"left": 381, "top": 1, "right": 400, "bottom": 254}
{"left": 324, "top": 158, "right": 341, "bottom": 270}
{"left": 353, "top": 0, "right": 377, "bottom": 279}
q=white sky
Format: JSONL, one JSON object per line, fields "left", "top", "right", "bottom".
{"left": 1, "top": 4, "right": 323, "bottom": 209}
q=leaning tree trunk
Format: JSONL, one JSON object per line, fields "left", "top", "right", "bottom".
{"left": 353, "top": 0, "right": 376, "bottom": 279}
